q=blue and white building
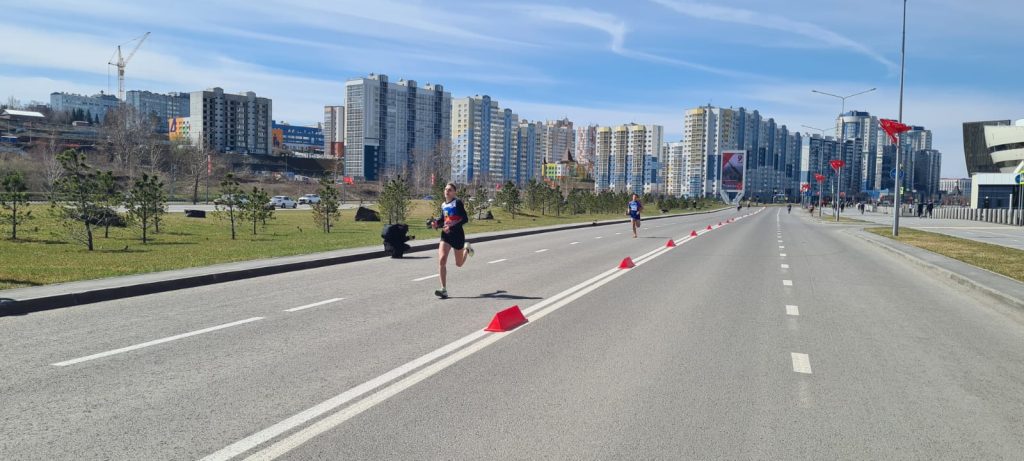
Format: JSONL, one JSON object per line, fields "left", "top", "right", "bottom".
{"left": 451, "top": 95, "right": 519, "bottom": 185}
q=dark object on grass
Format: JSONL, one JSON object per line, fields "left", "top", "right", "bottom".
{"left": 381, "top": 224, "right": 413, "bottom": 258}
{"left": 184, "top": 209, "right": 206, "bottom": 218}
{"left": 355, "top": 206, "right": 380, "bottom": 222}
{"left": 476, "top": 210, "right": 493, "bottom": 220}
{"left": 84, "top": 207, "right": 127, "bottom": 227}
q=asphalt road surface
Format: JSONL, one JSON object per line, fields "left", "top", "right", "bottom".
{"left": 2, "top": 207, "right": 1022, "bottom": 460}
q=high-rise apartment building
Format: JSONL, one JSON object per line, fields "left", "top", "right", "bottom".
{"left": 574, "top": 125, "right": 598, "bottom": 174}
{"left": 323, "top": 105, "right": 344, "bottom": 158}
{"left": 126, "top": 90, "right": 190, "bottom": 132}
{"left": 593, "top": 123, "right": 663, "bottom": 195}
{"left": 50, "top": 91, "right": 120, "bottom": 123}
{"left": 682, "top": 106, "right": 800, "bottom": 200}
{"left": 665, "top": 141, "right": 688, "bottom": 197}
{"left": 545, "top": 118, "right": 575, "bottom": 163}
{"left": 799, "top": 134, "right": 841, "bottom": 203}
{"left": 451, "top": 95, "right": 519, "bottom": 185}
{"left": 344, "top": 74, "right": 451, "bottom": 181}
{"left": 188, "top": 87, "right": 272, "bottom": 155}
{"left": 913, "top": 149, "right": 942, "bottom": 200}
{"left": 834, "top": 110, "right": 881, "bottom": 192}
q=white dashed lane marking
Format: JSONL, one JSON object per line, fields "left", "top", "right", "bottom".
{"left": 488, "top": 259, "right": 507, "bottom": 264}
{"left": 780, "top": 253, "right": 787, "bottom": 257}
{"left": 535, "top": 249, "right": 549, "bottom": 253}
{"left": 791, "top": 353, "right": 812, "bottom": 374}
{"left": 570, "top": 242, "right": 580, "bottom": 245}
{"left": 783, "top": 280, "right": 793, "bottom": 286}
{"left": 781, "top": 264, "right": 789, "bottom": 269}
{"left": 412, "top": 274, "right": 439, "bottom": 282}
{"left": 285, "top": 298, "right": 345, "bottom": 313}
{"left": 786, "top": 305, "right": 799, "bottom": 316}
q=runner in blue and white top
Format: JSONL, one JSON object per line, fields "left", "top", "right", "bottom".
{"left": 433, "top": 182, "right": 474, "bottom": 299}
{"left": 627, "top": 193, "right": 643, "bottom": 238}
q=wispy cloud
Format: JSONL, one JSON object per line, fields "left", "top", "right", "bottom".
{"left": 650, "top": 0, "right": 898, "bottom": 72}
{"left": 517, "top": 4, "right": 756, "bottom": 79}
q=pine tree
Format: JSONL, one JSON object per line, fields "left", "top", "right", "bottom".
{"left": 0, "top": 171, "right": 32, "bottom": 239}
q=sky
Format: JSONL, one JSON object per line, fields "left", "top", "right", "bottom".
{"left": 2, "top": 0, "right": 1021, "bottom": 178}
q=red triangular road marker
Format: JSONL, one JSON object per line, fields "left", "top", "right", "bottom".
{"left": 484, "top": 305, "right": 528, "bottom": 332}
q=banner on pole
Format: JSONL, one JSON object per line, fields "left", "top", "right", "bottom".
{"left": 721, "top": 150, "right": 746, "bottom": 192}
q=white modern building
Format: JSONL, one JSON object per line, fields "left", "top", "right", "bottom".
{"left": 344, "top": 74, "right": 451, "bottom": 181}
{"left": 188, "top": 87, "right": 272, "bottom": 155}
{"left": 665, "top": 141, "right": 688, "bottom": 197}
{"left": 323, "top": 105, "right": 344, "bottom": 158}
{"left": 939, "top": 178, "right": 971, "bottom": 197}
{"left": 451, "top": 95, "right": 519, "bottom": 185}
{"left": 983, "top": 119, "right": 1024, "bottom": 172}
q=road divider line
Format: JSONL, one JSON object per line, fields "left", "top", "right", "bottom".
{"left": 791, "top": 353, "right": 812, "bottom": 374}
{"left": 487, "top": 259, "right": 507, "bottom": 264}
{"left": 284, "top": 298, "right": 344, "bottom": 313}
{"left": 53, "top": 317, "right": 264, "bottom": 367}
{"left": 786, "top": 305, "right": 799, "bottom": 316}
{"left": 412, "top": 274, "right": 439, "bottom": 282}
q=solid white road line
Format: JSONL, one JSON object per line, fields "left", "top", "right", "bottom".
{"left": 791, "top": 353, "right": 812, "bottom": 374}
{"left": 53, "top": 317, "right": 264, "bottom": 367}
{"left": 786, "top": 305, "right": 799, "bottom": 316}
{"left": 487, "top": 259, "right": 507, "bottom": 264}
{"left": 535, "top": 249, "right": 549, "bottom": 253}
{"left": 285, "top": 298, "right": 344, "bottom": 313}
{"left": 412, "top": 274, "right": 439, "bottom": 282}
{"left": 783, "top": 280, "right": 793, "bottom": 286}
{"left": 781, "top": 264, "right": 789, "bottom": 269}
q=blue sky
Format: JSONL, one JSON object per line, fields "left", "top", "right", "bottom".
{"left": 3, "top": 0, "right": 1022, "bottom": 177}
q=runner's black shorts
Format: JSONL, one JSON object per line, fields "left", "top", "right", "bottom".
{"left": 441, "top": 228, "right": 466, "bottom": 250}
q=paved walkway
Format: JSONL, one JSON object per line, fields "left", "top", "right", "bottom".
{"left": 824, "top": 208, "right": 1024, "bottom": 251}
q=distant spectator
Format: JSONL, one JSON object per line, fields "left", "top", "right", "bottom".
{"left": 926, "top": 202, "right": 934, "bottom": 218}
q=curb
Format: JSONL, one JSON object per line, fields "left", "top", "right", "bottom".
{"left": 0, "top": 207, "right": 730, "bottom": 316}
{"left": 850, "top": 228, "right": 1024, "bottom": 312}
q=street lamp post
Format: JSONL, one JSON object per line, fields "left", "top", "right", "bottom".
{"left": 893, "top": 0, "right": 908, "bottom": 236}
{"left": 802, "top": 125, "right": 834, "bottom": 217}
{"left": 811, "top": 87, "right": 877, "bottom": 221}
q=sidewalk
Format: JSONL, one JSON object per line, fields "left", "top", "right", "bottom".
{"left": 826, "top": 208, "right": 1024, "bottom": 251}
{"left": 1, "top": 208, "right": 728, "bottom": 315}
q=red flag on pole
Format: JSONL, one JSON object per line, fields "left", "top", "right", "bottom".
{"left": 830, "top": 159, "right": 846, "bottom": 170}
{"left": 879, "top": 119, "right": 911, "bottom": 144}
{"left": 814, "top": 173, "right": 826, "bottom": 183}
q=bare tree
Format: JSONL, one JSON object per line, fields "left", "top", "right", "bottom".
{"left": 101, "top": 105, "right": 157, "bottom": 179}
{"left": 32, "top": 135, "right": 65, "bottom": 201}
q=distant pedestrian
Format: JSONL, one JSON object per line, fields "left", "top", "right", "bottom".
{"left": 787, "top": 203, "right": 792, "bottom": 214}
{"left": 926, "top": 202, "right": 934, "bottom": 218}
{"left": 627, "top": 193, "right": 643, "bottom": 238}
{"left": 917, "top": 202, "right": 924, "bottom": 217}
{"left": 433, "top": 182, "right": 473, "bottom": 299}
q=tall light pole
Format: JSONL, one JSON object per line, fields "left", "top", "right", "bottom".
{"left": 802, "top": 125, "right": 834, "bottom": 217}
{"left": 893, "top": 0, "right": 908, "bottom": 236}
{"left": 811, "top": 87, "right": 877, "bottom": 219}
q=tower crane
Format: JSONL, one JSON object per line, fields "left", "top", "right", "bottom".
{"left": 108, "top": 32, "right": 150, "bottom": 101}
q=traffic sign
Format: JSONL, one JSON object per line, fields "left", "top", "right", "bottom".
{"left": 890, "top": 168, "right": 905, "bottom": 179}
{"left": 1017, "top": 174, "right": 1024, "bottom": 185}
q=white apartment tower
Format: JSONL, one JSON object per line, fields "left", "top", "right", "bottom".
{"left": 188, "top": 87, "right": 272, "bottom": 155}
{"left": 451, "top": 95, "right": 519, "bottom": 185}
{"left": 593, "top": 123, "right": 663, "bottom": 195}
{"left": 344, "top": 74, "right": 451, "bottom": 181}
{"left": 665, "top": 141, "right": 689, "bottom": 197}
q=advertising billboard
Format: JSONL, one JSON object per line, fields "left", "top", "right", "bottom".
{"left": 721, "top": 150, "right": 746, "bottom": 192}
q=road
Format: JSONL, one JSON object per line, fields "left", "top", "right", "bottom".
{"left": 2, "top": 208, "right": 1022, "bottom": 460}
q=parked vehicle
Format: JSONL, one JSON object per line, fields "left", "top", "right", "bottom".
{"left": 268, "top": 195, "right": 297, "bottom": 209}
{"left": 298, "top": 194, "right": 321, "bottom": 205}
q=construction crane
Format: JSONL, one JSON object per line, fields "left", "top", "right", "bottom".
{"left": 108, "top": 32, "right": 150, "bottom": 101}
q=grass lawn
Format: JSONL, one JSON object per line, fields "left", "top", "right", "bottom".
{"left": 864, "top": 227, "right": 1024, "bottom": 283}
{"left": 0, "top": 201, "right": 725, "bottom": 289}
